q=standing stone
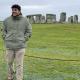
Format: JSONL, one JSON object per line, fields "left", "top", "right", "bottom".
{"left": 60, "top": 12, "right": 66, "bottom": 23}
{"left": 27, "top": 15, "right": 35, "bottom": 24}
{"left": 52, "top": 14, "right": 56, "bottom": 23}
{"left": 68, "top": 16, "right": 73, "bottom": 23}
{"left": 73, "top": 15, "right": 78, "bottom": 23}
{"left": 41, "top": 16, "right": 46, "bottom": 23}
{"left": 46, "top": 14, "right": 56, "bottom": 23}
{"left": 68, "top": 17, "right": 71, "bottom": 23}
{"left": 35, "top": 14, "right": 42, "bottom": 23}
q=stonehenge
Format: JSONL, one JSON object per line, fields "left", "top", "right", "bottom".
{"left": 26, "top": 13, "right": 79, "bottom": 24}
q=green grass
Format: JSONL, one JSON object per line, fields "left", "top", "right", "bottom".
{"left": 0, "top": 23, "right": 80, "bottom": 80}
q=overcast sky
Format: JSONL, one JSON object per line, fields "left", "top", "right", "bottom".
{"left": 0, "top": 0, "right": 80, "bottom": 21}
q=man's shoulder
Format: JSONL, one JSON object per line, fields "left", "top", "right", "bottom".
{"left": 21, "top": 16, "right": 30, "bottom": 23}
{"left": 4, "top": 16, "right": 11, "bottom": 22}
{"left": 22, "top": 16, "right": 28, "bottom": 20}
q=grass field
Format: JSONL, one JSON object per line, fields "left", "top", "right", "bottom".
{"left": 0, "top": 23, "right": 80, "bottom": 80}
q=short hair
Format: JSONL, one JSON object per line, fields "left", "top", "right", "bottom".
{"left": 11, "top": 4, "right": 21, "bottom": 11}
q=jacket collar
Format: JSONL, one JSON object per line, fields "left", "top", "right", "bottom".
{"left": 11, "top": 15, "right": 22, "bottom": 20}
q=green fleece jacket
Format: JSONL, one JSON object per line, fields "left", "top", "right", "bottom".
{"left": 3, "top": 15, "right": 32, "bottom": 50}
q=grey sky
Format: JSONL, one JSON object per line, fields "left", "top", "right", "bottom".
{"left": 0, "top": 0, "right": 80, "bottom": 21}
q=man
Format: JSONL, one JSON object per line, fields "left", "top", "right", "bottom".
{"left": 2, "top": 4, "right": 32, "bottom": 80}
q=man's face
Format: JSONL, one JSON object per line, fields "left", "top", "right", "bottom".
{"left": 12, "top": 8, "right": 20, "bottom": 16}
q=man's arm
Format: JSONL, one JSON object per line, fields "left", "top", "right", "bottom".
{"left": 2, "top": 21, "right": 7, "bottom": 40}
{"left": 24, "top": 18, "right": 32, "bottom": 41}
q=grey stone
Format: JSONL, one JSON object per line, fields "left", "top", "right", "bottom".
{"left": 41, "top": 16, "right": 46, "bottom": 24}
{"left": 68, "top": 16, "right": 73, "bottom": 23}
{"left": 60, "top": 12, "right": 66, "bottom": 23}
{"left": 73, "top": 15, "right": 78, "bottom": 23}
{"left": 46, "top": 14, "right": 56, "bottom": 23}
{"left": 27, "top": 15, "right": 35, "bottom": 24}
{"left": 34, "top": 14, "right": 42, "bottom": 23}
